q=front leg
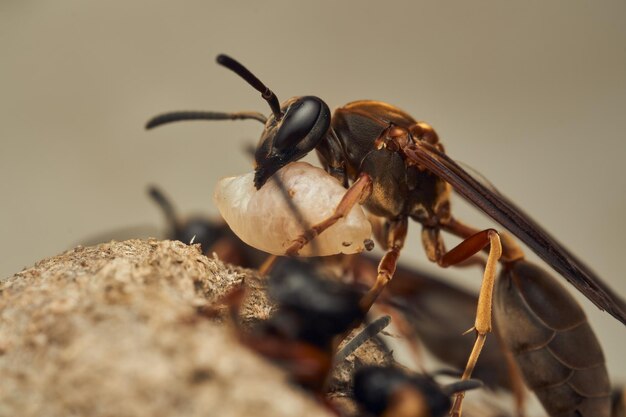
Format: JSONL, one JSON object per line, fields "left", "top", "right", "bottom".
{"left": 285, "top": 172, "right": 373, "bottom": 256}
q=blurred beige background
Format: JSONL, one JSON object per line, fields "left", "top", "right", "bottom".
{"left": 1, "top": 0, "right": 625, "bottom": 387}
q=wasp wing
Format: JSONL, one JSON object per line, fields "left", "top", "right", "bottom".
{"left": 403, "top": 143, "right": 626, "bottom": 325}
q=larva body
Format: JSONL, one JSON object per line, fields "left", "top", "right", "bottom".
{"left": 213, "top": 161, "right": 372, "bottom": 257}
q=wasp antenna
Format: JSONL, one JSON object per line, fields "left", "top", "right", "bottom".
{"left": 335, "top": 315, "right": 391, "bottom": 364}
{"left": 145, "top": 111, "right": 267, "bottom": 130}
{"left": 216, "top": 54, "right": 283, "bottom": 121}
{"left": 441, "top": 379, "right": 483, "bottom": 396}
{"left": 147, "top": 186, "right": 179, "bottom": 230}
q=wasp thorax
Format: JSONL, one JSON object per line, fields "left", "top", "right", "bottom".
{"left": 410, "top": 122, "right": 440, "bottom": 144}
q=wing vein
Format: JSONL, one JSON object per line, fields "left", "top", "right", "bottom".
{"left": 403, "top": 143, "right": 626, "bottom": 325}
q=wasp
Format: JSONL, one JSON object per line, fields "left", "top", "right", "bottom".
{"left": 148, "top": 185, "right": 224, "bottom": 253}
{"left": 219, "top": 258, "right": 383, "bottom": 395}
{"left": 148, "top": 185, "right": 266, "bottom": 268}
{"left": 146, "top": 54, "right": 626, "bottom": 416}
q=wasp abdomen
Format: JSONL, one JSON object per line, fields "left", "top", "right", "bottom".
{"left": 494, "top": 260, "right": 611, "bottom": 417}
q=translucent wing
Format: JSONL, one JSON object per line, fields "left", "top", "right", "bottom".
{"left": 403, "top": 142, "right": 626, "bottom": 325}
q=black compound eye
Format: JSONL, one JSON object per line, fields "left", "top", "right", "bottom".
{"left": 273, "top": 97, "right": 324, "bottom": 150}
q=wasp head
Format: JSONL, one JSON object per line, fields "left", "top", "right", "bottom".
{"left": 253, "top": 96, "right": 330, "bottom": 188}
{"left": 145, "top": 54, "right": 331, "bottom": 188}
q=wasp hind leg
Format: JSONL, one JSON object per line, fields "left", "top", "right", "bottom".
{"left": 422, "top": 227, "right": 502, "bottom": 417}
{"left": 438, "top": 217, "right": 527, "bottom": 417}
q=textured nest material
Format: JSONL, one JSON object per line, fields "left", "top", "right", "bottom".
{"left": 0, "top": 239, "right": 392, "bottom": 417}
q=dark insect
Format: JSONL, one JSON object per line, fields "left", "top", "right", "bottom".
{"left": 351, "top": 255, "right": 532, "bottom": 415}
{"left": 146, "top": 54, "right": 625, "bottom": 415}
{"left": 148, "top": 185, "right": 223, "bottom": 252}
{"left": 234, "top": 258, "right": 368, "bottom": 393}
{"left": 148, "top": 185, "right": 265, "bottom": 268}
{"left": 352, "top": 255, "right": 517, "bottom": 391}
{"left": 352, "top": 365, "right": 482, "bottom": 417}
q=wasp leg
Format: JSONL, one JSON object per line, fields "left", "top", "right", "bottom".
{"left": 442, "top": 216, "right": 524, "bottom": 263}
{"left": 425, "top": 229, "right": 501, "bottom": 417}
{"left": 423, "top": 225, "right": 488, "bottom": 269}
{"left": 359, "top": 217, "right": 409, "bottom": 311}
{"left": 258, "top": 255, "right": 279, "bottom": 276}
{"left": 285, "top": 173, "right": 373, "bottom": 256}
{"left": 440, "top": 217, "right": 527, "bottom": 417}
{"left": 349, "top": 255, "right": 430, "bottom": 370}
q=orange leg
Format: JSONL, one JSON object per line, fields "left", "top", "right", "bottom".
{"left": 285, "top": 173, "right": 372, "bottom": 256}
{"left": 424, "top": 228, "right": 502, "bottom": 417}
{"left": 442, "top": 217, "right": 527, "bottom": 416}
{"left": 359, "top": 217, "right": 409, "bottom": 312}
{"left": 258, "top": 255, "right": 279, "bottom": 276}
{"left": 442, "top": 216, "right": 524, "bottom": 263}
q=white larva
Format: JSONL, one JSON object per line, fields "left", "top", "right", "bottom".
{"left": 213, "top": 161, "right": 372, "bottom": 257}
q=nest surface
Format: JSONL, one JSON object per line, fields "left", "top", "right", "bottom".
{"left": 0, "top": 239, "right": 343, "bottom": 417}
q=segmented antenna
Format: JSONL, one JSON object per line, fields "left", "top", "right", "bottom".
{"left": 216, "top": 54, "right": 283, "bottom": 121}
{"left": 147, "top": 186, "right": 179, "bottom": 231}
{"left": 335, "top": 315, "right": 391, "bottom": 364}
{"left": 145, "top": 111, "right": 266, "bottom": 130}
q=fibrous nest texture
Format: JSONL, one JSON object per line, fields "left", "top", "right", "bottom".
{"left": 0, "top": 239, "right": 338, "bottom": 417}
